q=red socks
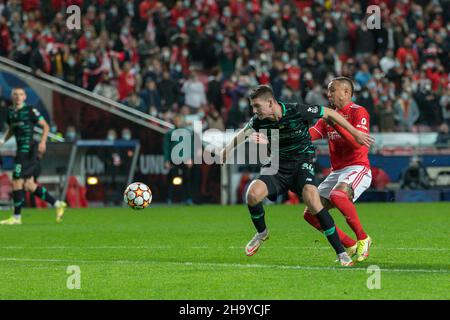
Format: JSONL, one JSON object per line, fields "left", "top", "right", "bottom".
{"left": 329, "top": 189, "right": 367, "bottom": 240}
{"left": 304, "top": 209, "right": 357, "bottom": 248}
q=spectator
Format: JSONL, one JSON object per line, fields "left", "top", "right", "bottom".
{"left": 0, "top": 0, "right": 448, "bottom": 144}
{"left": 218, "top": 35, "right": 238, "bottom": 77}
{"left": 120, "top": 128, "right": 132, "bottom": 141}
{"left": 335, "top": 16, "right": 350, "bottom": 57}
{"left": 379, "top": 49, "right": 397, "bottom": 74}
{"left": 206, "top": 68, "right": 223, "bottom": 113}
{"left": 103, "top": 128, "right": 121, "bottom": 204}
{"left": 355, "top": 87, "right": 377, "bottom": 130}
{"left": 113, "top": 57, "right": 140, "bottom": 101}
{"left": 106, "top": 129, "right": 117, "bottom": 142}
{"left": 142, "top": 57, "right": 163, "bottom": 84}
{"left": 355, "top": 63, "right": 373, "bottom": 88}
{"left": 139, "top": 79, "right": 161, "bottom": 113}
{"left": 400, "top": 156, "right": 430, "bottom": 190}
{"left": 63, "top": 53, "right": 82, "bottom": 87}
{"left": 11, "top": 37, "right": 32, "bottom": 65}
{"left": 235, "top": 47, "right": 252, "bottom": 74}
{"left": 378, "top": 99, "right": 396, "bottom": 133}
{"left": 0, "top": 16, "right": 12, "bottom": 56}
{"left": 270, "top": 18, "right": 287, "bottom": 51}
{"left": 137, "top": 31, "right": 159, "bottom": 62}
{"left": 158, "top": 70, "right": 179, "bottom": 111}
{"left": 267, "top": 57, "right": 284, "bottom": 96}
{"left": 436, "top": 123, "right": 450, "bottom": 147}
{"left": 124, "top": 91, "right": 147, "bottom": 114}
{"left": 49, "top": 45, "right": 66, "bottom": 80}
{"left": 197, "top": 25, "right": 219, "bottom": 71}
{"left": 47, "top": 123, "right": 62, "bottom": 142}
{"left": 281, "top": 87, "right": 302, "bottom": 104}
{"left": 415, "top": 81, "right": 443, "bottom": 129}
{"left": 393, "top": 91, "right": 420, "bottom": 132}
{"left": 205, "top": 106, "right": 225, "bottom": 131}
{"left": 285, "top": 59, "right": 301, "bottom": 91}
{"left": 182, "top": 70, "right": 206, "bottom": 112}
{"left": 226, "top": 98, "right": 248, "bottom": 129}
{"left": 93, "top": 74, "right": 119, "bottom": 101}
{"left": 355, "top": 24, "right": 375, "bottom": 61}
{"left": 396, "top": 37, "right": 419, "bottom": 67}
{"left": 314, "top": 51, "right": 328, "bottom": 84}
{"left": 65, "top": 126, "right": 79, "bottom": 143}
{"left": 118, "top": 127, "right": 135, "bottom": 172}
{"left": 305, "top": 84, "right": 327, "bottom": 106}
{"left": 30, "top": 39, "right": 51, "bottom": 75}
{"left": 82, "top": 51, "right": 103, "bottom": 91}
{"left": 6, "top": 11, "right": 22, "bottom": 45}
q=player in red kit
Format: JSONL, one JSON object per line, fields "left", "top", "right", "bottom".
{"left": 305, "top": 77, "right": 372, "bottom": 262}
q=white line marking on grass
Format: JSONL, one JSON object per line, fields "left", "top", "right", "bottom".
{"left": 228, "top": 246, "right": 450, "bottom": 252}
{"left": 0, "top": 245, "right": 448, "bottom": 251}
{"left": 0, "top": 257, "right": 448, "bottom": 274}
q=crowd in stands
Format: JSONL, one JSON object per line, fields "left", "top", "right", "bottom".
{"left": 0, "top": 0, "right": 449, "bottom": 138}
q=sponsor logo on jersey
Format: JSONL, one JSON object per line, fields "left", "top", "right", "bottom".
{"left": 327, "top": 131, "right": 342, "bottom": 141}
{"left": 307, "top": 106, "right": 319, "bottom": 113}
{"left": 32, "top": 108, "right": 41, "bottom": 117}
{"left": 357, "top": 124, "right": 368, "bottom": 130}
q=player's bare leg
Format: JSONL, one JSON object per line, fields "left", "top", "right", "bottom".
{"left": 303, "top": 197, "right": 357, "bottom": 257}
{"left": 24, "top": 177, "right": 67, "bottom": 223}
{"left": 329, "top": 183, "right": 371, "bottom": 262}
{"left": 245, "top": 180, "right": 270, "bottom": 256}
{"left": 1, "top": 179, "right": 24, "bottom": 225}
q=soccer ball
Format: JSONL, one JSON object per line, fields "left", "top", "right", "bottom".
{"left": 124, "top": 182, "right": 152, "bottom": 210}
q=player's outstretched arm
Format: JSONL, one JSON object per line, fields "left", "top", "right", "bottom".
{"left": 220, "top": 126, "right": 253, "bottom": 163}
{"left": 37, "top": 118, "right": 50, "bottom": 155}
{"left": 327, "top": 122, "right": 362, "bottom": 149}
{"left": 308, "top": 119, "right": 326, "bottom": 141}
{"left": 322, "top": 108, "right": 374, "bottom": 148}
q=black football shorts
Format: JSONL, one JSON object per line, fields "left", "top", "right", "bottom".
{"left": 13, "top": 144, "right": 40, "bottom": 180}
{"left": 255, "top": 158, "right": 316, "bottom": 201}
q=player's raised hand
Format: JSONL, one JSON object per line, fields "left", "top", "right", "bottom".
{"left": 249, "top": 132, "right": 269, "bottom": 144}
{"left": 355, "top": 131, "right": 375, "bottom": 148}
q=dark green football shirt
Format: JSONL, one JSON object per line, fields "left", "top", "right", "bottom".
{"left": 6, "top": 104, "right": 44, "bottom": 153}
{"left": 246, "top": 102, "right": 324, "bottom": 161}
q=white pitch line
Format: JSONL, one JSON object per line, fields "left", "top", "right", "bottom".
{"left": 0, "top": 245, "right": 449, "bottom": 251}
{"left": 0, "top": 257, "right": 448, "bottom": 274}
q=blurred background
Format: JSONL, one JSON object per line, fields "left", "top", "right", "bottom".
{"left": 0, "top": 0, "right": 449, "bottom": 208}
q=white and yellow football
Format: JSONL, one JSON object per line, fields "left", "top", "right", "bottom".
{"left": 124, "top": 182, "right": 152, "bottom": 209}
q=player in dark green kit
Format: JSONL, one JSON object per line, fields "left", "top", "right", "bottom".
{"left": 220, "top": 85, "right": 374, "bottom": 266}
{"left": 0, "top": 87, "right": 67, "bottom": 225}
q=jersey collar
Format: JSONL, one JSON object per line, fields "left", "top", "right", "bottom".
{"left": 13, "top": 103, "right": 26, "bottom": 111}
{"left": 340, "top": 102, "right": 353, "bottom": 112}
{"left": 279, "top": 101, "right": 287, "bottom": 117}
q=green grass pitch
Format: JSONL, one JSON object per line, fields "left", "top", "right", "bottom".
{"left": 0, "top": 203, "right": 449, "bottom": 299}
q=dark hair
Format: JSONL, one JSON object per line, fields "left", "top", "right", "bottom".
{"left": 331, "top": 77, "right": 354, "bottom": 96}
{"left": 249, "top": 85, "right": 274, "bottom": 100}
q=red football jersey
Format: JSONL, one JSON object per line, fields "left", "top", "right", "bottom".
{"left": 311, "top": 102, "right": 371, "bottom": 171}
